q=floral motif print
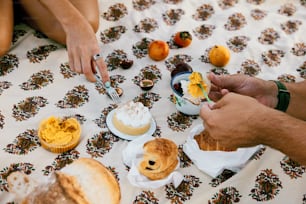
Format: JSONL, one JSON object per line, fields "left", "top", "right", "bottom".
{"left": 193, "top": 24, "right": 216, "bottom": 40}
{"left": 132, "top": 37, "right": 153, "bottom": 58}
{"left": 134, "top": 18, "right": 158, "bottom": 33}
{"left": 250, "top": 9, "right": 267, "bottom": 20}
{"left": 0, "top": 163, "right": 35, "bottom": 192}
{"left": 132, "top": 65, "right": 162, "bottom": 86}
{"left": 281, "top": 20, "right": 302, "bottom": 35}
{"left": 0, "top": 111, "right": 4, "bottom": 129}
{"left": 165, "top": 175, "right": 202, "bottom": 203}
{"left": 105, "top": 49, "right": 129, "bottom": 71}
{"left": 0, "top": 54, "right": 19, "bottom": 76}
{"left": 227, "top": 36, "right": 250, "bottom": 52}
{"left": 249, "top": 169, "right": 282, "bottom": 201}
{"left": 238, "top": 59, "right": 261, "bottom": 76}
{"left": 12, "top": 29, "right": 27, "bottom": 44}
{"left": 178, "top": 145, "right": 193, "bottom": 168}
{"left": 86, "top": 131, "right": 120, "bottom": 158}
{"left": 218, "top": 0, "right": 238, "bottom": 9}
{"left": 297, "top": 61, "right": 306, "bottom": 79}
{"left": 133, "top": 191, "right": 159, "bottom": 204}
{"left": 56, "top": 85, "right": 89, "bottom": 108}
{"left": 164, "top": 0, "right": 182, "bottom": 4}
{"left": 165, "top": 54, "right": 192, "bottom": 72}
{"left": 209, "top": 169, "right": 236, "bottom": 187}
{"left": 12, "top": 96, "right": 48, "bottom": 121}
{"left": 133, "top": 92, "right": 161, "bottom": 109}
{"left": 132, "top": 0, "right": 156, "bottom": 11}
{"left": 102, "top": 3, "right": 127, "bottom": 21}
{"left": 291, "top": 43, "right": 306, "bottom": 56}
{"left": 100, "top": 26, "right": 126, "bottom": 44}
{"left": 246, "top": 0, "right": 265, "bottom": 5}
{"left": 258, "top": 28, "right": 280, "bottom": 45}
{"left": 60, "top": 62, "right": 79, "bottom": 79}
{"left": 167, "top": 112, "right": 196, "bottom": 132}
{"left": 278, "top": 3, "right": 296, "bottom": 16}
{"left": 27, "top": 44, "right": 57, "bottom": 63}
{"left": 262, "top": 49, "right": 285, "bottom": 67}
{"left": 162, "top": 9, "right": 185, "bottom": 25}
{"left": 224, "top": 13, "right": 247, "bottom": 31}
{"left": 4, "top": 129, "right": 39, "bottom": 155}
{"left": 93, "top": 104, "right": 118, "bottom": 129}
{"left": 192, "top": 4, "right": 214, "bottom": 21}
{"left": 0, "top": 81, "right": 12, "bottom": 96}
{"left": 19, "top": 70, "right": 53, "bottom": 90}
{"left": 209, "top": 187, "right": 241, "bottom": 204}
{"left": 280, "top": 156, "right": 306, "bottom": 179}
{"left": 277, "top": 74, "right": 296, "bottom": 83}
{"left": 42, "top": 150, "right": 80, "bottom": 176}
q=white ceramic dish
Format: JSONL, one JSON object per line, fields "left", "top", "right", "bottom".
{"left": 106, "top": 109, "right": 156, "bottom": 140}
{"left": 170, "top": 71, "right": 211, "bottom": 115}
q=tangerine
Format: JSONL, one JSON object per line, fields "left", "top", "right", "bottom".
{"left": 209, "top": 45, "right": 231, "bottom": 67}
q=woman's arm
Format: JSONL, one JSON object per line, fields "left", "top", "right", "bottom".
{"left": 19, "top": 0, "right": 109, "bottom": 83}
{"left": 0, "top": 0, "right": 14, "bottom": 56}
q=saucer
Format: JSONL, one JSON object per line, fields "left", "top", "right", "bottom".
{"left": 106, "top": 109, "right": 156, "bottom": 140}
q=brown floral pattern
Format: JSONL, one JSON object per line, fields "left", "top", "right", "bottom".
{"left": 0, "top": 163, "right": 35, "bottom": 192}
{"left": 0, "top": 54, "right": 19, "bottom": 76}
{"left": 134, "top": 18, "right": 158, "bottom": 33}
{"left": 4, "top": 129, "right": 39, "bottom": 155}
{"left": 249, "top": 169, "right": 282, "bottom": 201}
{"left": 19, "top": 70, "right": 53, "bottom": 90}
{"left": 56, "top": 85, "right": 89, "bottom": 108}
{"left": 102, "top": 3, "right": 127, "bottom": 21}
{"left": 193, "top": 4, "right": 214, "bottom": 21}
{"left": 100, "top": 26, "right": 126, "bottom": 44}
{"left": 165, "top": 175, "right": 202, "bottom": 203}
{"left": 27, "top": 44, "right": 57, "bottom": 63}
{"left": 12, "top": 96, "right": 48, "bottom": 121}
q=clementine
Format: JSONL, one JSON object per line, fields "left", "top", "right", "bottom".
{"left": 148, "top": 40, "right": 169, "bottom": 61}
{"left": 208, "top": 45, "right": 231, "bottom": 67}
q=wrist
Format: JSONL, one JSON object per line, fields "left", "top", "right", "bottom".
{"left": 272, "top": 81, "right": 290, "bottom": 112}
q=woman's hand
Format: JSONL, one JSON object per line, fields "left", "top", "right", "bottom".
{"left": 208, "top": 73, "right": 278, "bottom": 108}
{"left": 65, "top": 20, "right": 109, "bottom": 83}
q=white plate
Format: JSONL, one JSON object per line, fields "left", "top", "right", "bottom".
{"left": 106, "top": 109, "right": 157, "bottom": 140}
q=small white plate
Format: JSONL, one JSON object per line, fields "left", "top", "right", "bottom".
{"left": 106, "top": 109, "right": 157, "bottom": 140}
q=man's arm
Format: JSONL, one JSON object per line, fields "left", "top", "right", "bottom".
{"left": 285, "top": 80, "right": 306, "bottom": 120}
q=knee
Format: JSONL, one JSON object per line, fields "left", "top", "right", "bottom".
{"left": 0, "top": 38, "right": 12, "bottom": 57}
{"left": 87, "top": 16, "right": 99, "bottom": 33}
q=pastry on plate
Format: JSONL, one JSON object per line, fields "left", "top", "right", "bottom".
{"left": 138, "top": 138, "right": 178, "bottom": 180}
{"left": 112, "top": 101, "right": 152, "bottom": 136}
{"left": 7, "top": 158, "right": 121, "bottom": 204}
{"left": 38, "top": 116, "right": 81, "bottom": 153}
{"left": 194, "top": 129, "right": 236, "bottom": 151}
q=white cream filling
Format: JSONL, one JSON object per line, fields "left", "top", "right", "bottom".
{"left": 115, "top": 101, "right": 152, "bottom": 127}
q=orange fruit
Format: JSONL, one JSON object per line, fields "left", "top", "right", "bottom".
{"left": 173, "top": 31, "right": 192, "bottom": 48}
{"left": 148, "top": 40, "right": 169, "bottom": 61}
{"left": 208, "top": 45, "right": 231, "bottom": 67}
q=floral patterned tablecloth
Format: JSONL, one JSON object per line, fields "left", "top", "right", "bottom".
{"left": 1, "top": 0, "right": 306, "bottom": 203}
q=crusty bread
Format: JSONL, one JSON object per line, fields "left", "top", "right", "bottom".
{"left": 7, "top": 158, "right": 121, "bottom": 204}
{"left": 194, "top": 130, "right": 236, "bottom": 151}
{"left": 138, "top": 138, "right": 178, "bottom": 180}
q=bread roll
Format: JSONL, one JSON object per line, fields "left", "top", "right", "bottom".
{"left": 138, "top": 138, "right": 178, "bottom": 180}
{"left": 7, "top": 158, "right": 121, "bottom": 204}
{"left": 194, "top": 130, "right": 236, "bottom": 151}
